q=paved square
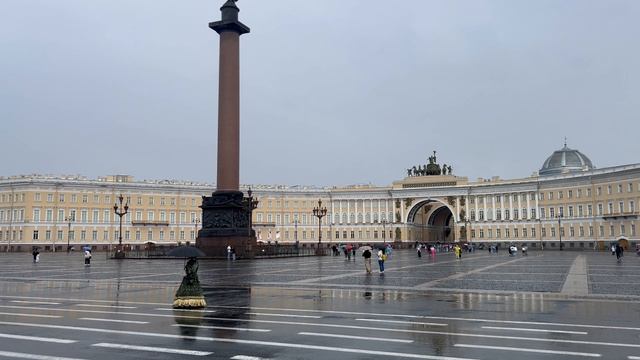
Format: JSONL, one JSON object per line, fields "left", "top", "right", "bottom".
{"left": 0, "top": 249, "right": 639, "bottom": 359}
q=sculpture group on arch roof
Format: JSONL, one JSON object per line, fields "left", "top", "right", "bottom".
{"left": 407, "top": 151, "right": 453, "bottom": 177}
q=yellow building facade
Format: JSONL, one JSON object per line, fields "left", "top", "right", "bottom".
{"left": 1, "top": 146, "right": 638, "bottom": 251}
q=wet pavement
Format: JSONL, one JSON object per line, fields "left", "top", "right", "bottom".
{"left": 0, "top": 249, "right": 639, "bottom": 359}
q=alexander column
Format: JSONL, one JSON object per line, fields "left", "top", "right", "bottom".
{"left": 197, "top": 0, "right": 256, "bottom": 258}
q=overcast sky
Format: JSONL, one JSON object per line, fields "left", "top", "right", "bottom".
{"left": 1, "top": 0, "right": 639, "bottom": 187}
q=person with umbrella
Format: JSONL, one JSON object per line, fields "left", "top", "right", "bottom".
{"left": 32, "top": 247, "right": 40, "bottom": 263}
{"left": 360, "top": 244, "right": 372, "bottom": 274}
{"left": 83, "top": 246, "right": 92, "bottom": 266}
{"left": 168, "top": 245, "right": 207, "bottom": 309}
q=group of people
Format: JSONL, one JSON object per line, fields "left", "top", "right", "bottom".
{"left": 360, "top": 244, "right": 391, "bottom": 274}
{"left": 31, "top": 246, "right": 92, "bottom": 265}
{"left": 611, "top": 243, "right": 624, "bottom": 263}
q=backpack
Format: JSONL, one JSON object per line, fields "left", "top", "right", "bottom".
{"left": 382, "top": 253, "right": 388, "bottom": 261}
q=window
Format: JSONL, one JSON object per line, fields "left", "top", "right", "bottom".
{"left": 558, "top": 191, "right": 563, "bottom": 199}
{"left": 32, "top": 230, "right": 39, "bottom": 240}
{"left": 540, "top": 208, "right": 545, "bottom": 218}
{"left": 478, "top": 210, "right": 484, "bottom": 221}
{"left": 71, "top": 194, "right": 77, "bottom": 203}
{"left": 577, "top": 189, "right": 582, "bottom": 198}
{"left": 549, "top": 208, "right": 555, "bottom": 218}
{"left": 620, "top": 224, "right": 625, "bottom": 235}
{"left": 45, "top": 230, "right": 51, "bottom": 240}
{"left": 629, "top": 183, "right": 633, "bottom": 193}
{"left": 589, "top": 226, "right": 593, "bottom": 237}
{"left": 559, "top": 206, "right": 564, "bottom": 216}
{"left": 59, "top": 194, "right": 65, "bottom": 202}
{"left": 631, "top": 201, "right": 635, "bottom": 213}
{"left": 135, "top": 231, "right": 141, "bottom": 241}
{"left": 47, "top": 194, "right": 53, "bottom": 202}
{"left": 578, "top": 205, "right": 583, "bottom": 217}
{"left": 504, "top": 210, "right": 509, "bottom": 220}
{"left": 568, "top": 190, "right": 573, "bottom": 199}
{"left": 597, "top": 204, "right": 603, "bottom": 216}
{"left": 632, "top": 224, "right": 636, "bottom": 236}
{"left": 505, "top": 228, "right": 510, "bottom": 238}
{"left": 610, "top": 225, "right": 614, "bottom": 236}
{"left": 148, "top": 230, "right": 153, "bottom": 241}
{"left": 550, "top": 227, "right": 556, "bottom": 237}
{"left": 479, "top": 229, "right": 484, "bottom": 238}
{"left": 531, "top": 228, "right": 536, "bottom": 238}
{"left": 568, "top": 206, "right": 574, "bottom": 217}
{"left": 92, "top": 231, "right": 98, "bottom": 241}
{"left": 513, "top": 228, "right": 518, "bottom": 238}
{"left": 597, "top": 187, "right": 602, "bottom": 196}
{"left": 548, "top": 192, "right": 553, "bottom": 200}
{"left": 94, "top": 194, "right": 100, "bottom": 203}
{"left": 607, "top": 185, "right": 612, "bottom": 195}
{"left": 619, "top": 202, "right": 624, "bottom": 213}
{"left": 618, "top": 184, "right": 622, "bottom": 193}
{"left": 82, "top": 194, "right": 88, "bottom": 203}
{"left": 522, "top": 228, "right": 527, "bottom": 237}
{"left": 57, "top": 230, "right": 63, "bottom": 241}
{"left": 570, "top": 227, "right": 575, "bottom": 237}
{"left": 587, "top": 205, "right": 593, "bottom": 216}
{"left": 496, "top": 210, "right": 501, "bottom": 220}
{"left": 33, "top": 209, "right": 40, "bottom": 222}
{"left": 34, "top": 193, "right": 41, "bottom": 201}
{"left": 599, "top": 225, "right": 604, "bottom": 237}
{"left": 513, "top": 210, "right": 519, "bottom": 220}
{"left": 496, "top": 228, "right": 501, "bottom": 238}
{"left": 608, "top": 203, "right": 613, "bottom": 214}
{"left": 541, "top": 227, "right": 546, "bottom": 237}
{"left": 587, "top": 188, "right": 592, "bottom": 197}
{"left": 148, "top": 197, "right": 155, "bottom": 205}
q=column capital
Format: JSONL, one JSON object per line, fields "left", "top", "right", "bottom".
{"left": 209, "top": 0, "right": 250, "bottom": 35}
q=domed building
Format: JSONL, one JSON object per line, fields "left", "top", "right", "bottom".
{"left": 539, "top": 144, "right": 594, "bottom": 176}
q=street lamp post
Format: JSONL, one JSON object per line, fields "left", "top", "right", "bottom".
{"left": 557, "top": 213, "right": 563, "bottom": 251}
{"left": 465, "top": 216, "right": 470, "bottom": 244}
{"left": 65, "top": 215, "right": 74, "bottom": 253}
{"left": 382, "top": 219, "right": 387, "bottom": 245}
{"left": 293, "top": 219, "right": 299, "bottom": 248}
{"left": 113, "top": 194, "right": 129, "bottom": 258}
{"left": 193, "top": 217, "right": 200, "bottom": 242}
{"left": 312, "top": 199, "right": 327, "bottom": 255}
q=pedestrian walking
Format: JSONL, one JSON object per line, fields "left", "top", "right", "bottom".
{"left": 377, "top": 248, "right": 386, "bottom": 273}
{"left": 32, "top": 247, "right": 40, "bottom": 263}
{"left": 84, "top": 249, "right": 92, "bottom": 266}
{"left": 362, "top": 246, "right": 372, "bottom": 274}
{"left": 611, "top": 244, "right": 616, "bottom": 255}
{"left": 417, "top": 245, "right": 422, "bottom": 258}
{"left": 351, "top": 246, "right": 356, "bottom": 260}
{"left": 346, "top": 244, "right": 352, "bottom": 261}
{"left": 231, "top": 246, "right": 237, "bottom": 261}
{"left": 227, "top": 245, "right": 232, "bottom": 260}
{"left": 615, "top": 243, "right": 624, "bottom": 263}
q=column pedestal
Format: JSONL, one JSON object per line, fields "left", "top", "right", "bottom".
{"left": 196, "top": 191, "right": 256, "bottom": 258}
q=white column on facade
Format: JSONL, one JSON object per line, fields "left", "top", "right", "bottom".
{"left": 517, "top": 193, "right": 523, "bottom": 220}
{"left": 500, "top": 194, "right": 505, "bottom": 221}
{"left": 385, "top": 199, "right": 389, "bottom": 221}
{"left": 354, "top": 200, "right": 359, "bottom": 224}
{"left": 347, "top": 200, "right": 351, "bottom": 224}
{"left": 492, "top": 195, "right": 496, "bottom": 221}
{"left": 400, "top": 199, "right": 405, "bottom": 223}
{"left": 483, "top": 196, "right": 487, "bottom": 221}
{"left": 339, "top": 200, "right": 343, "bottom": 224}
{"left": 455, "top": 197, "right": 460, "bottom": 222}
{"left": 535, "top": 192, "right": 540, "bottom": 219}
{"left": 331, "top": 200, "right": 335, "bottom": 224}
{"left": 465, "top": 195, "right": 470, "bottom": 221}
{"left": 474, "top": 196, "right": 479, "bottom": 221}
{"left": 526, "top": 193, "right": 531, "bottom": 220}
{"left": 370, "top": 199, "right": 374, "bottom": 223}
{"left": 377, "top": 199, "right": 382, "bottom": 222}
{"left": 509, "top": 194, "right": 513, "bottom": 220}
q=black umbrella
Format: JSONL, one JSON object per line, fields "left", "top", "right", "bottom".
{"left": 167, "top": 246, "right": 206, "bottom": 258}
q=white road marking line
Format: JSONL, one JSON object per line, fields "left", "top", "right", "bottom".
{"left": 454, "top": 344, "right": 601, "bottom": 357}
{"left": 356, "top": 318, "right": 448, "bottom": 327}
{"left": 0, "top": 312, "right": 61, "bottom": 319}
{"left": 10, "top": 301, "right": 60, "bottom": 305}
{"left": 0, "top": 350, "right": 86, "bottom": 360}
{"left": 628, "top": 356, "right": 640, "bottom": 359}
{"left": 482, "top": 326, "right": 588, "bottom": 335}
{"left": 0, "top": 295, "right": 169, "bottom": 306}
{"left": 171, "top": 325, "right": 270, "bottom": 332}
{"left": 155, "top": 308, "right": 216, "bottom": 313}
{"left": 80, "top": 318, "right": 149, "bottom": 324}
{"left": 0, "top": 304, "right": 200, "bottom": 320}
{"left": 214, "top": 304, "right": 640, "bottom": 331}
{"left": 246, "top": 312, "right": 321, "bottom": 319}
{"left": 0, "top": 321, "right": 476, "bottom": 360}
{"left": 231, "top": 356, "right": 268, "bottom": 360}
{"left": 298, "top": 332, "right": 413, "bottom": 343}
{"left": 91, "top": 343, "right": 211, "bottom": 356}
{"left": 0, "top": 333, "right": 76, "bottom": 344}
{"left": 76, "top": 304, "right": 137, "bottom": 309}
